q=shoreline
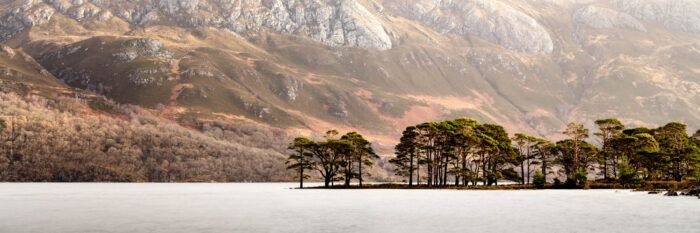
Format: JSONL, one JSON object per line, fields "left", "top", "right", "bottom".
{"left": 307, "top": 181, "right": 700, "bottom": 192}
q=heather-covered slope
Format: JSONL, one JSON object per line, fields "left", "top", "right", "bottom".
{"left": 0, "top": 0, "right": 698, "bottom": 149}
{"left": 0, "top": 44, "right": 69, "bottom": 95}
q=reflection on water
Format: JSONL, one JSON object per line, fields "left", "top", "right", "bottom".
{"left": 0, "top": 183, "right": 698, "bottom": 233}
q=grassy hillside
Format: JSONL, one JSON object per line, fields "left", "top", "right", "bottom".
{"left": 0, "top": 0, "right": 698, "bottom": 153}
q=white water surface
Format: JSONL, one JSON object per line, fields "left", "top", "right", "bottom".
{"left": 1, "top": 183, "right": 698, "bottom": 233}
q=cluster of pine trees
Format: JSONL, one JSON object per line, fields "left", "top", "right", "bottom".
{"left": 388, "top": 117, "right": 700, "bottom": 187}
{"left": 286, "top": 130, "right": 379, "bottom": 188}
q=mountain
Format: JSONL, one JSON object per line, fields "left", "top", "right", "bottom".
{"left": 1, "top": 0, "right": 699, "bottom": 150}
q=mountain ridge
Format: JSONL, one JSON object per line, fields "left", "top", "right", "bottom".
{"left": 1, "top": 0, "right": 698, "bottom": 150}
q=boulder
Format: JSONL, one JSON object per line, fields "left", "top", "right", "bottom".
{"left": 685, "top": 188, "right": 700, "bottom": 196}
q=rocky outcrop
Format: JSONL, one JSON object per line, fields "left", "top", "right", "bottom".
{"left": 0, "top": 2, "right": 55, "bottom": 39}
{"left": 112, "top": 51, "right": 138, "bottom": 62}
{"left": 123, "top": 38, "right": 172, "bottom": 59}
{"left": 664, "top": 190, "right": 679, "bottom": 196}
{"left": 612, "top": 0, "right": 700, "bottom": 34}
{"left": 685, "top": 188, "right": 700, "bottom": 196}
{"left": 574, "top": 5, "right": 646, "bottom": 32}
{"left": 0, "top": 45, "right": 16, "bottom": 58}
{"left": 67, "top": 2, "right": 101, "bottom": 21}
{"left": 0, "top": 0, "right": 393, "bottom": 50}
{"left": 385, "top": 0, "right": 554, "bottom": 54}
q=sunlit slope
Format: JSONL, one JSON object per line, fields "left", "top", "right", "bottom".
{"left": 0, "top": 0, "right": 697, "bottom": 143}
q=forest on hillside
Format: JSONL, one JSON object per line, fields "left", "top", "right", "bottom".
{"left": 0, "top": 93, "right": 293, "bottom": 182}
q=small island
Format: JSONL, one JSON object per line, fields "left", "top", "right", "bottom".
{"left": 286, "top": 118, "right": 700, "bottom": 196}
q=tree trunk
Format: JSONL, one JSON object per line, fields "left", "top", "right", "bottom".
{"left": 299, "top": 167, "right": 304, "bottom": 189}
{"left": 520, "top": 162, "right": 525, "bottom": 185}
{"left": 426, "top": 150, "right": 431, "bottom": 187}
{"left": 482, "top": 153, "right": 487, "bottom": 185}
{"left": 443, "top": 158, "right": 448, "bottom": 186}
{"left": 359, "top": 160, "right": 363, "bottom": 188}
{"left": 526, "top": 158, "right": 531, "bottom": 184}
{"left": 612, "top": 154, "right": 618, "bottom": 178}
{"left": 603, "top": 153, "right": 608, "bottom": 180}
{"left": 416, "top": 162, "right": 420, "bottom": 186}
{"left": 428, "top": 154, "right": 433, "bottom": 187}
{"left": 462, "top": 158, "right": 468, "bottom": 186}
{"left": 674, "top": 159, "right": 682, "bottom": 182}
{"left": 409, "top": 153, "right": 414, "bottom": 186}
{"left": 345, "top": 167, "right": 351, "bottom": 187}
{"left": 526, "top": 147, "right": 531, "bottom": 184}
{"left": 490, "top": 161, "right": 496, "bottom": 186}
{"left": 427, "top": 163, "right": 432, "bottom": 187}
{"left": 542, "top": 160, "right": 547, "bottom": 182}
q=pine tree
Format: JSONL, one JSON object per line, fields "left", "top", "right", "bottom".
{"left": 286, "top": 137, "right": 315, "bottom": 188}
{"left": 594, "top": 118, "right": 624, "bottom": 180}
{"left": 390, "top": 126, "right": 420, "bottom": 186}
{"left": 563, "top": 122, "right": 590, "bottom": 174}
{"left": 341, "top": 132, "right": 378, "bottom": 187}
{"left": 313, "top": 130, "right": 353, "bottom": 187}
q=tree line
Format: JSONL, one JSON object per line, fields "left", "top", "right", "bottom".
{"left": 286, "top": 130, "right": 379, "bottom": 188}
{"left": 385, "top": 118, "right": 700, "bottom": 187}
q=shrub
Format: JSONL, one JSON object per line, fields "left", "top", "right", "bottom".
{"left": 533, "top": 170, "right": 546, "bottom": 188}
{"left": 575, "top": 167, "right": 588, "bottom": 186}
{"left": 617, "top": 157, "right": 641, "bottom": 187}
{"left": 564, "top": 177, "right": 577, "bottom": 188}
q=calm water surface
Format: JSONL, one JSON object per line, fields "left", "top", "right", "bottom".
{"left": 1, "top": 183, "right": 698, "bottom": 233}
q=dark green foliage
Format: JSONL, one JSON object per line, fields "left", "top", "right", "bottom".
{"left": 341, "top": 132, "right": 378, "bottom": 187}
{"left": 532, "top": 138, "right": 555, "bottom": 183}
{"left": 553, "top": 178, "right": 561, "bottom": 186}
{"left": 564, "top": 178, "right": 577, "bottom": 188}
{"left": 594, "top": 118, "right": 624, "bottom": 179}
{"left": 390, "top": 126, "right": 420, "bottom": 186}
{"left": 389, "top": 118, "right": 523, "bottom": 187}
{"left": 501, "top": 168, "right": 521, "bottom": 183}
{"left": 286, "top": 137, "right": 315, "bottom": 188}
{"left": 288, "top": 130, "right": 379, "bottom": 188}
{"left": 533, "top": 170, "right": 545, "bottom": 188}
{"left": 385, "top": 118, "right": 699, "bottom": 188}
{"left": 385, "top": 118, "right": 700, "bottom": 188}
{"left": 512, "top": 133, "right": 538, "bottom": 184}
{"left": 623, "top": 127, "right": 651, "bottom": 136}
{"left": 554, "top": 139, "right": 599, "bottom": 179}
{"left": 651, "top": 122, "right": 700, "bottom": 181}
{"left": 617, "top": 156, "right": 641, "bottom": 187}
{"left": 312, "top": 131, "right": 353, "bottom": 187}
{"left": 574, "top": 167, "right": 588, "bottom": 186}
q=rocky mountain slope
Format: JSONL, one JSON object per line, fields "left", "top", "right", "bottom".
{"left": 1, "top": 0, "right": 698, "bottom": 151}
